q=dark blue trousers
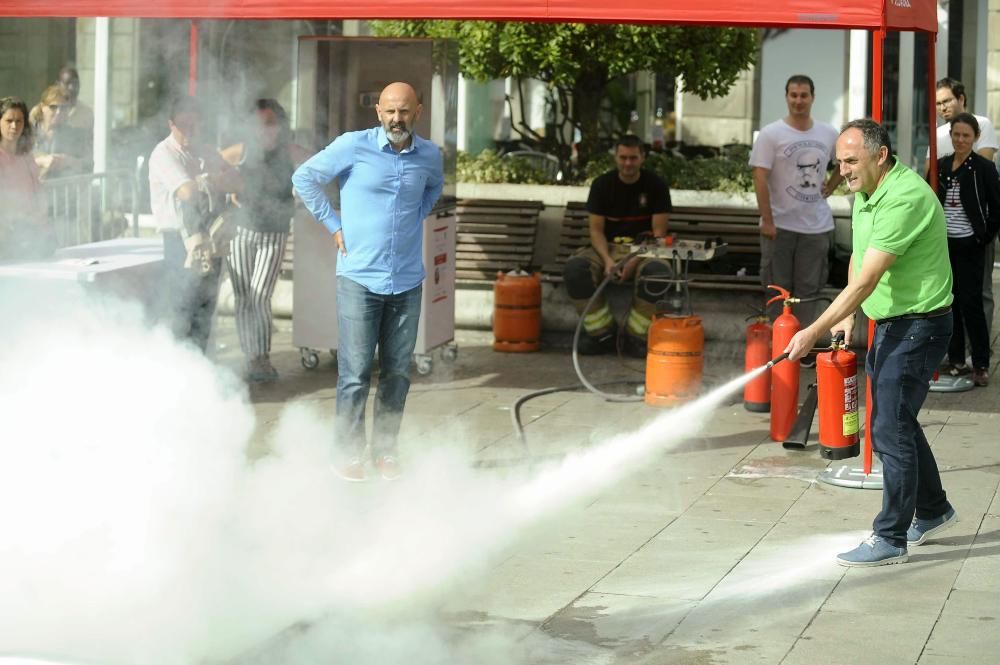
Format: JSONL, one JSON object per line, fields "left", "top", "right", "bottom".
{"left": 868, "top": 312, "right": 954, "bottom": 547}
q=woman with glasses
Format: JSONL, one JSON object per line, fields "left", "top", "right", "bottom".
{"left": 30, "top": 84, "right": 91, "bottom": 179}
{"left": 935, "top": 112, "right": 1000, "bottom": 386}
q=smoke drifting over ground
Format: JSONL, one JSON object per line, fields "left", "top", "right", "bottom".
{"left": 0, "top": 283, "right": 760, "bottom": 665}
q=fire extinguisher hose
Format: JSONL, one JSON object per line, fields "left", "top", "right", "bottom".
{"left": 767, "top": 352, "right": 789, "bottom": 368}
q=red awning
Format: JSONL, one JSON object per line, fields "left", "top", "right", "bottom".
{"left": 2, "top": 0, "right": 938, "bottom": 33}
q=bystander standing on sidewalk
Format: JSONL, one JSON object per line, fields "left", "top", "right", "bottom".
{"left": 292, "top": 82, "right": 443, "bottom": 482}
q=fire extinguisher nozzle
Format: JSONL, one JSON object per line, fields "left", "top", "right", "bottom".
{"left": 766, "top": 352, "right": 789, "bottom": 368}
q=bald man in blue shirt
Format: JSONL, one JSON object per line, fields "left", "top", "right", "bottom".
{"left": 293, "top": 82, "right": 444, "bottom": 482}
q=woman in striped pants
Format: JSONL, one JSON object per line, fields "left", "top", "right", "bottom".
{"left": 223, "top": 99, "right": 311, "bottom": 382}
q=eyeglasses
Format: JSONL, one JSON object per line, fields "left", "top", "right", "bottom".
{"left": 935, "top": 97, "right": 957, "bottom": 108}
{"left": 47, "top": 104, "right": 63, "bottom": 112}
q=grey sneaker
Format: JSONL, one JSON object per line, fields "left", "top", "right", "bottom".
{"left": 837, "top": 533, "right": 908, "bottom": 567}
{"left": 907, "top": 508, "right": 957, "bottom": 546}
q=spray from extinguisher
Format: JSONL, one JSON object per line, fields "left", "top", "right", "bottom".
{"left": 766, "top": 285, "right": 801, "bottom": 442}
{"left": 816, "top": 331, "right": 861, "bottom": 460}
{"left": 743, "top": 307, "right": 772, "bottom": 412}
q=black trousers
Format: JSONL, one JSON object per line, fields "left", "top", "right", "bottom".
{"left": 947, "top": 235, "right": 990, "bottom": 369}
{"left": 161, "top": 231, "right": 222, "bottom": 352}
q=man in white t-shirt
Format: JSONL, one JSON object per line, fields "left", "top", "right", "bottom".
{"left": 931, "top": 78, "right": 999, "bottom": 335}
{"left": 750, "top": 75, "right": 844, "bottom": 338}
{"left": 933, "top": 78, "right": 998, "bottom": 161}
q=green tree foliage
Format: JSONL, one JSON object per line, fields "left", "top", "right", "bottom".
{"left": 583, "top": 146, "right": 754, "bottom": 192}
{"left": 371, "top": 20, "right": 757, "bottom": 178}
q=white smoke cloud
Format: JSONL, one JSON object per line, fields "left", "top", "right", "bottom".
{"left": 0, "top": 282, "right": 756, "bottom": 665}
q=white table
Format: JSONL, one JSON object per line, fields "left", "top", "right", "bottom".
{"left": 0, "top": 237, "right": 164, "bottom": 311}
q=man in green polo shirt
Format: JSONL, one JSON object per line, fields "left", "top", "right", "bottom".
{"left": 785, "top": 119, "right": 957, "bottom": 567}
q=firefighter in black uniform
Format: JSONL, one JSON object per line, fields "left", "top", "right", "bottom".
{"left": 563, "top": 135, "right": 672, "bottom": 356}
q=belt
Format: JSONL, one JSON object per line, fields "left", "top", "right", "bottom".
{"left": 875, "top": 305, "right": 951, "bottom": 325}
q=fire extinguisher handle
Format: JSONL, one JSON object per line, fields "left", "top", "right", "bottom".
{"left": 832, "top": 331, "right": 846, "bottom": 345}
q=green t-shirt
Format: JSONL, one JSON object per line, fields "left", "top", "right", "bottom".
{"left": 851, "top": 159, "right": 953, "bottom": 321}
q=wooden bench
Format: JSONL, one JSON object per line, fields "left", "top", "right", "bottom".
{"left": 541, "top": 202, "right": 764, "bottom": 283}
{"left": 455, "top": 198, "right": 543, "bottom": 282}
{"left": 540, "top": 201, "right": 590, "bottom": 281}
{"left": 541, "top": 202, "right": 849, "bottom": 287}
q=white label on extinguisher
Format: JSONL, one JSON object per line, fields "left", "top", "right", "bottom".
{"left": 842, "top": 374, "right": 859, "bottom": 435}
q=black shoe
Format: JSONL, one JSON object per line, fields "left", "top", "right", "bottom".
{"left": 947, "top": 363, "right": 971, "bottom": 377}
{"left": 801, "top": 354, "right": 816, "bottom": 369}
{"left": 624, "top": 334, "right": 647, "bottom": 359}
{"left": 577, "top": 332, "right": 615, "bottom": 355}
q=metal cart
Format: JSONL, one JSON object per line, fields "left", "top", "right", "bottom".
{"left": 292, "top": 201, "right": 458, "bottom": 375}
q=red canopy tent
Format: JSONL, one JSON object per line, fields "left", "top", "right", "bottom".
{"left": 0, "top": 0, "right": 936, "bottom": 29}
{"left": 4, "top": 0, "right": 941, "bottom": 478}
{"left": 0, "top": 0, "right": 941, "bottom": 157}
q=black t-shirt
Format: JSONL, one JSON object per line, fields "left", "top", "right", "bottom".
{"left": 586, "top": 169, "right": 672, "bottom": 242}
{"left": 239, "top": 142, "right": 297, "bottom": 234}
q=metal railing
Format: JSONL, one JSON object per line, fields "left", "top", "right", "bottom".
{"left": 502, "top": 149, "right": 564, "bottom": 183}
{"left": 42, "top": 167, "right": 142, "bottom": 248}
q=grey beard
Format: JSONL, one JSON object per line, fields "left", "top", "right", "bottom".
{"left": 386, "top": 127, "right": 411, "bottom": 144}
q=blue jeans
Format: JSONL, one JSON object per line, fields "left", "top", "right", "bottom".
{"left": 868, "top": 312, "right": 953, "bottom": 547}
{"left": 335, "top": 276, "right": 421, "bottom": 457}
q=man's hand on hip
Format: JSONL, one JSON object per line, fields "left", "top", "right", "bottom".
{"left": 333, "top": 230, "right": 347, "bottom": 257}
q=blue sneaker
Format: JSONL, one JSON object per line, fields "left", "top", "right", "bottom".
{"left": 836, "top": 534, "right": 908, "bottom": 567}
{"left": 907, "top": 508, "right": 957, "bottom": 546}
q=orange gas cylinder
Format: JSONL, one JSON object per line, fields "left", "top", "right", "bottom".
{"left": 644, "top": 314, "right": 704, "bottom": 407}
{"left": 816, "top": 338, "right": 861, "bottom": 460}
{"left": 493, "top": 271, "right": 542, "bottom": 352}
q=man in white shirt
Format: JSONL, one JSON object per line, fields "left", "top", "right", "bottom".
{"left": 932, "top": 78, "right": 999, "bottom": 335}
{"left": 148, "top": 96, "right": 241, "bottom": 351}
{"left": 933, "top": 78, "right": 998, "bottom": 161}
{"left": 750, "top": 75, "right": 844, "bottom": 343}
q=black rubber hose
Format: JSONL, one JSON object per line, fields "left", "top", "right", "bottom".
{"left": 509, "top": 248, "right": 648, "bottom": 450}
{"left": 511, "top": 380, "right": 642, "bottom": 449}
{"left": 571, "top": 248, "right": 647, "bottom": 403}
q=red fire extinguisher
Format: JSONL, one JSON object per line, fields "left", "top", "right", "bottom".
{"left": 743, "top": 310, "right": 771, "bottom": 412}
{"left": 767, "top": 285, "right": 800, "bottom": 442}
{"left": 816, "top": 332, "right": 861, "bottom": 459}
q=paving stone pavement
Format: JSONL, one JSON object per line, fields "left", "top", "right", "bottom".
{"left": 214, "top": 318, "right": 1000, "bottom": 665}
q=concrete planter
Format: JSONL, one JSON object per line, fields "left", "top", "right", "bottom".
{"left": 456, "top": 181, "right": 853, "bottom": 215}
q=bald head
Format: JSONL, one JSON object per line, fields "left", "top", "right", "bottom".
{"left": 376, "top": 81, "right": 422, "bottom": 150}
{"left": 379, "top": 82, "right": 418, "bottom": 107}
{"left": 57, "top": 66, "right": 81, "bottom": 102}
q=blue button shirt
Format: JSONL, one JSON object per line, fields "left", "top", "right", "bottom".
{"left": 292, "top": 126, "right": 444, "bottom": 294}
